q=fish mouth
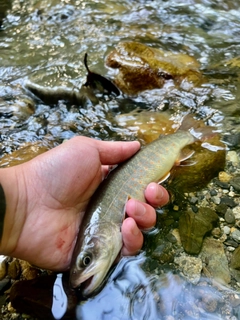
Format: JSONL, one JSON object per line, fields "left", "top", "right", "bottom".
{"left": 81, "top": 275, "right": 95, "bottom": 297}
{"left": 70, "top": 268, "right": 100, "bottom": 296}
{"left": 70, "top": 269, "right": 93, "bottom": 289}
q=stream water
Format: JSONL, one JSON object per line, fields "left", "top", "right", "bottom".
{"left": 1, "top": 1, "right": 240, "bottom": 319}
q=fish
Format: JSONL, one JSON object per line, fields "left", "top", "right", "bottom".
{"left": 69, "top": 122, "right": 208, "bottom": 297}
{"left": 24, "top": 81, "right": 99, "bottom": 106}
{"left": 83, "top": 53, "right": 120, "bottom": 96}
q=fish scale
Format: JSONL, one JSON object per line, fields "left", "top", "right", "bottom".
{"left": 70, "top": 130, "right": 195, "bottom": 295}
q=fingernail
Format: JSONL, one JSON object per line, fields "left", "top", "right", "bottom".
{"left": 149, "top": 183, "right": 163, "bottom": 200}
{"left": 156, "top": 186, "right": 164, "bottom": 201}
{"left": 136, "top": 201, "right": 146, "bottom": 216}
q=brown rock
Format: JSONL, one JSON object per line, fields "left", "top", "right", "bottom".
{"left": 230, "top": 245, "right": 240, "bottom": 270}
{"left": 179, "top": 207, "right": 219, "bottom": 254}
{"left": 106, "top": 41, "right": 203, "bottom": 94}
{"left": 201, "top": 237, "right": 231, "bottom": 284}
{"left": 8, "top": 259, "right": 21, "bottom": 280}
{"left": 0, "top": 140, "right": 54, "bottom": 168}
{"left": 19, "top": 260, "right": 40, "bottom": 280}
{"left": 168, "top": 134, "right": 226, "bottom": 194}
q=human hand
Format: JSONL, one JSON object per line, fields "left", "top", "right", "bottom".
{"left": 0, "top": 137, "right": 169, "bottom": 271}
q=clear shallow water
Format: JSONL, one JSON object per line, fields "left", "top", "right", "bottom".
{"left": 77, "top": 254, "right": 240, "bottom": 320}
{"left": 1, "top": 0, "right": 240, "bottom": 319}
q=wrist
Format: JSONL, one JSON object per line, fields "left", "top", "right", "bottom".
{"left": 0, "top": 165, "right": 27, "bottom": 256}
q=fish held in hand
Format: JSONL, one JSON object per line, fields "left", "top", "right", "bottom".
{"left": 69, "top": 118, "right": 217, "bottom": 296}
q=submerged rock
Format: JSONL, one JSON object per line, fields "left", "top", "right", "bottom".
{"left": 230, "top": 175, "right": 240, "bottom": 192}
{"left": 168, "top": 134, "right": 226, "bottom": 195}
{"left": 200, "top": 237, "right": 231, "bottom": 285}
{"left": 179, "top": 207, "right": 219, "bottom": 255}
{"left": 106, "top": 41, "right": 203, "bottom": 94}
{"left": 174, "top": 254, "right": 202, "bottom": 284}
{"left": 230, "top": 246, "right": 240, "bottom": 270}
{"left": 115, "top": 110, "right": 176, "bottom": 144}
{"left": 0, "top": 140, "right": 54, "bottom": 168}
{"left": 8, "top": 259, "right": 21, "bottom": 280}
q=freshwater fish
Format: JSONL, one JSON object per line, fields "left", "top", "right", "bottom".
{"left": 83, "top": 53, "right": 120, "bottom": 96}
{"left": 70, "top": 124, "right": 204, "bottom": 296}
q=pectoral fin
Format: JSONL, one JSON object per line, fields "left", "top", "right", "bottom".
{"left": 175, "top": 149, "right": 195, "bottom": 166}
{"left": 158, "top": 171, "right": 171, "bottom": 184}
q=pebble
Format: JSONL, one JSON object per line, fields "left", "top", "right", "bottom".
{"left": 212, "top": 196, "right": 221, "bottom": 205}
{"left": 230, "top": 176, "right": 240, "bottom": 192}
{"left": 229, "top": 191, "right": 235, "bottom": 198}
{"left": 219, "top": 171, "right": 232, "bottom": 183}
{"left": 226, "top": 246, "right": 235, "bottom": 252}
{"left": 219, "top": 233, "right": 227, "bottom": 243}
{"left": 221, "top": 197, "right": 237, "bottom": 208}
{"left": 215, "top": 180, "right": 229, "bottom": 189}
{"left": 231, "top": 229, "right": 240, "bottom": 243}
{"left": 8, "top": 259, "right": 21, "bottom": 280}
{"left": 216, "top": 204, "right": 228, "bottom": 215}
{"left": 191, "top": 205, "right": 198, "bottom": 213}
{"left": 225, "top": 239, "right": 239, "bottom": 248}
{"left": 227, "top": 151, "right": 239, "bottom": 166}
{"left": 189, "top": 196, "right": 198, "bottom": 204}
{"left": 212, "top": 227, "right": 221, "bottom": 238}
{"left": 171, "top": 229, "right": 182, "bottom": 246}
{"left": 225, "top": 209, "right": 236, "bottom": 224}
{"left": 7, "top": 302, "right": 16, "bottom": 313}
{"left": 166, "top": 233, "right": 177, "bottom": 244}
{"left": 235, "top": 220, "right": 240, "bottom": 228}
{"left": 223, "top": 226, "right": 231, "bottom": 235}
{"left": 174, "top": 254, "right": 202, "bottom": 285}
{"left": 233, "top": 206, "right": 240, "bottom": 219}
{"left": 210, "top": 189, "right": 218, "bottom": 196}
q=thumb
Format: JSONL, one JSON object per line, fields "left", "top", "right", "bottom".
{"left": 94, "top": 139, "right": 141, "bottom": 165}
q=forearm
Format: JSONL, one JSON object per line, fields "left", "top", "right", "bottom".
{"left": 0, "top": 166, "right": 26, "bottom": 256}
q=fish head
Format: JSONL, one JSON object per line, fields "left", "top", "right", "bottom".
{"left": 70, "top": 222, "right": 122, "bottom": 296}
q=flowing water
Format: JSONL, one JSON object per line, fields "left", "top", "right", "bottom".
{"left": 1, "top": 0, "right": 240, "bottom": 319}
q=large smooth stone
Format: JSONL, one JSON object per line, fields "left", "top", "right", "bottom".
{"left": 106, "top": 41, "right": 203, "bottom": 94}
{"left": 179, "top": 207, "right": 219, "bottom": 255}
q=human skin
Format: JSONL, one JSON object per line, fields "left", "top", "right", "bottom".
{"left": 0, "top": 136, "right": 169, "bottom": 271}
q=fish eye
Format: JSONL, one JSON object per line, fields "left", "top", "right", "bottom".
{"left": 81, "top": 253, "right": 92, "bottom": 267}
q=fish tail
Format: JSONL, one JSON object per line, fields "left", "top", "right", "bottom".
{"left": 84, "top": 53, "right": 91, "bottom": 74}
{"left": 179, "top": 114, "right": 219, "bottom": 141}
